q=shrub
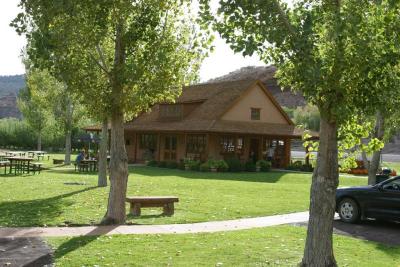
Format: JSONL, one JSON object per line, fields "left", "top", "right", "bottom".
{"left": 245, "top": 161, "right": 256, "bottom": 172}
{"left": 225, "top": 157, "right": 243, "bottom": 172}
{"left": 157, "top": 161, "right": 167, "bottom": 168}
{"left": 190, "top": 161, "right": 201, "bottom": 171}
{"left": 216, "top": 160, "right": 229, "bottom": 172}
{"left": 300, "top": 164, "right": 314, "bottom": 172}
{"left": 200, "top": 162, "right": 209, "bottom": 172}
{"left": 166, "top": 161, "right": 178, "bottom": 169}
{"left": 178, "top": 160, "right": 185, "bottom": 170}
{"left": 147, "top": 160, "right": 158, "bottom": 167}
{"left": 256, "top": 160, "right": 271, "bottom": 172}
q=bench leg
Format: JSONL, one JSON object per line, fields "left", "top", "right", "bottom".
{"left": 130, "top": 203, "right": 141, "bottom": 216}
{"left": 163, "top": 203, "right": 174, "bottom": 216}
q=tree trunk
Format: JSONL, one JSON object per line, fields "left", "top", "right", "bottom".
{"left": 361, "top": 150, "right": 369, "bottom": 170}
{"left": 64, "top": 130, "right": 72, "bottom": 165}
{"left": 101, "top": 110, "right": 128, "bottom": 224}
{"left": 301, "top": 117, "right": 338, "bottom": 267}
{"left": 37, "top": 131, "right": 42, "bottom": 151}
{"left": 368, "top": 111, "right": 385, "bottom": 185}
{"left": 101, "top": 21, "right": 128, "bottom": 225}
{"left": 64, "top": 96, "right": 73, "bottom": 165}
{"left": 98, "top": 118, "right": 108, "bottom": 187}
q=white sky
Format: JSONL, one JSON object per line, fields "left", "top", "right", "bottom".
{"left": 0, "top": 1, "right": 265, "bottom": 81}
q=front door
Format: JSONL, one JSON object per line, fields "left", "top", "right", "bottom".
{"left": 249, "top": 138, "right": 260, "bottom": 162}
{"left": 164, "top": 135, "right": 177, "bottom": 161}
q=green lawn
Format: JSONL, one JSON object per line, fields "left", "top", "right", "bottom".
{"left": 0, "top": 165, "right": 366, "bottom": 227}
{"left": 48, "top": 225, "right": 400, "bottom": 267}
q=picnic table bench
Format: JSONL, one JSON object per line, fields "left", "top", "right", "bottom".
{"left": 126, "top": 196, "right": 179, "bottom": 216}
{"left": 0, "top": 160, "right": 10, "bottom": 175}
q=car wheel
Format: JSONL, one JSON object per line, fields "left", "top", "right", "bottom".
{"left": 338, "top": 198, "right": 360, "bottom": 223}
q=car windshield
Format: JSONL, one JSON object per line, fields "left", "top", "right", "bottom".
{"left": 382, "top": 177, "right": 400, "bottom": 191}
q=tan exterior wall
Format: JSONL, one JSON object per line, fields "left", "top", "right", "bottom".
{"left": 221, "top": 84, "right": 288, "bottom": 124}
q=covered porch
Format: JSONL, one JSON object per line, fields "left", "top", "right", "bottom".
{"left": 125, "top": 131, "right": 298, "bottom": 168}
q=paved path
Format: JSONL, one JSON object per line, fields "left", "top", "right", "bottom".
{"left": 0, "top": 237, "right": 53, "bottom": 266}
{"left": 0, "top": 212, "right": 309, "bottom": 238}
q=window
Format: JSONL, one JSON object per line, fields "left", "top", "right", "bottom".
{"left": 164, "top": 136, "right": 177, "bottom": 160}
{"left": 220, "top": 136, "right": 244, "bottom": 154}
{"left": 251, "top": 108, "right": 261, "bottom": 120}
{"left": 159, "top": 104, "right": 182, "bottom": 119}
{"left": 139, "top": 134, "right": 157, "bottom": 149}
{"left": 186, "top": 135, "right": 206, "bottom": 154}
{"left": 383, "top": 179, "right": 400, "bottom": 191}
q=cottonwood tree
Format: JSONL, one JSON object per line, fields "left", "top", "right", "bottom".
{"left": 14, "top": 0, "right": 210, "bottom": 224}
{"left": 200, "top": 0, "right": 400, "bottom": 265}
{"left": 18, "top": 71, "right": 51, "bottom": 151}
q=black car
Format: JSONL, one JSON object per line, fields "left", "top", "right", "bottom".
{"left": 336, "top": 176, "right": 400, "bottom": 223}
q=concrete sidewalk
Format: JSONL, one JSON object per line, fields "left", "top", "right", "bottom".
{"left": 0, "top": 212, "right": 309, "bottom": 238}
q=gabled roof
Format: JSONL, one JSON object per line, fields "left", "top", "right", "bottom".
{"left": 123, "top": 79, "right": 315, "bottom": 138}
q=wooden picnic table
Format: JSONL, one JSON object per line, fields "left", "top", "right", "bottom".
{"left": 4, "top": 156, "right": 35, "bottom": 175}
{"left": 5, "top": 151, "right": 26, "bottom": 157}
{"left": 81, "top": 159, "right": 98, "bottom": 172}
{"left": 27, "top": 151, "right": 48, "bottom": 160}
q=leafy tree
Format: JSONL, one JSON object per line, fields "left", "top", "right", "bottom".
{"left": 18, "top": 71, "right": 51, "bottom": 151}
{"left": 25, "top": 67, "right": 85, "bottom": 164}
{"left": 200, "top": 0, "right": 400, "bottom": 265}
{"left": 14, "top": 0, "right": 211, "bottom": 224}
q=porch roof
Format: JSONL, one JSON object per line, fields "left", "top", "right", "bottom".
{"left": 124, "top": 119, "right": 318, "bottom": 139}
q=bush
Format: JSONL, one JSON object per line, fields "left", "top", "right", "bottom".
{"left": 146, "top": 160, "right": 158, "bottom": 167}
{"left": 157, "top": 161, "right": 167, "bottom": 168}
{"left": 189, "top": 160, "right": 201, "bottom": 171}
{"left": 300, "top": 164, "right": 314, "bottom": 172}
{"left": 178, "top": 160, "right": 185, "bottom": 170}
{"left": 245, "top": 161, "right": 256, "bottom": 172}
{"left": 216, "top": 160, "right": 229, "bottom": 172}
{"left": 166, "top": 161, "right": 178, "bottom": 169}
{"left": 256, "top": 160, "right": 271, "bottom": 172}
{"left": 200, "top": 162, "right": 209, "bottom": 172}
{"left": 225, "top": 157, "right": 243, "bottom": 172}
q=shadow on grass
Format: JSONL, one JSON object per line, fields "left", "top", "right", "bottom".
{"left": 0, "top": 187, "right": 98, "bottom": 227}
{"left": 129, "top": 166, "right": 290, "bottom": 183}
{"left": 53, "top": 226, "right": 117, "bottom": 260}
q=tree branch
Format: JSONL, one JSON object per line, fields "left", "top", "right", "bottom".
{"left": 96, "top": 44, "right": 110, "bottom": 73}
{"left": 89, "top": 52, "right": 111, "bottom": 76}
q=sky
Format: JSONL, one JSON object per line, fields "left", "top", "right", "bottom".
{"left": 0, "top": 1, "right": 265, "bottom": 81}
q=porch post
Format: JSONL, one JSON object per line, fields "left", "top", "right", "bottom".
{"left": 134, "top": 133, "right": 138, "bottom": 163}
{"left": 284, "top": 138, "right": 291, "bottom": 168}
{"left": 184, "top": 133, "right": 187, "bottom": 158}
{"left": 157, "top": 133, "right": 161, "bottom": 161}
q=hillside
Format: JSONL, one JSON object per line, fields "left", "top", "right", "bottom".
{"left": 0, "top": 74, "right": 25, "bottom": 119}
{"left": 208, "top": 65, "right": 306, "bottom": 108}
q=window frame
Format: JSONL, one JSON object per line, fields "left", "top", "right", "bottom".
{"left": 251, "top": 108, "right": 261, "bottom": 120}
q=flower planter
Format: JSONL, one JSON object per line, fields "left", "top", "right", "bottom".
{"left": 210, "top": 167, "right": 218, "bottom": 172}
{"left": 184, "top": 164, "right": 190, "bottom": 171}
{"left": 256, "top": 166, "right": 261, "bottom": 172}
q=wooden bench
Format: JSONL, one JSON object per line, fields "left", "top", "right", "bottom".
{"left": 32, "top": 162, "right": 44, "bottom": 174}
{"left": 126, "top": 196, "right": 179, "bottom": 216}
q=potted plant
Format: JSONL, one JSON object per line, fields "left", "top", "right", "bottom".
{"left": 183, "top": 158, "right": 191, "bottom": 170}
